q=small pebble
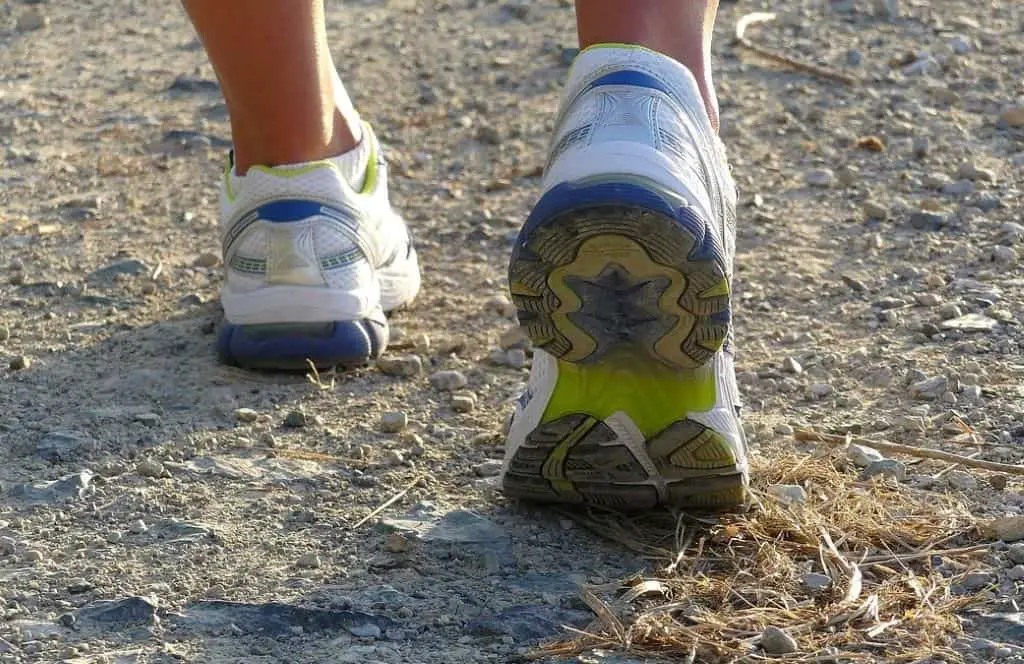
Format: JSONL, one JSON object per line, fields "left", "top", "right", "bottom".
{"left": 804, "top": 169, "right": 834, "bottom": 188}
{"left": 847, "top": 444, "right": 884, "bottom": 468}
{"left": 296, "top": 552, "right": 321, "bottom": 569}
{"left": 16, "top": 8, "right": 49, "bottom": 31}
{"left": 384, "top": 533, "right": 410, "bottom": 553}
{"left": 0, "top": 326, "right": 9, "bottom": 342}
{"left": 947, "top": 470, "right": 977, "bottom": 491}
{"left": 136, "top": 459, "right": 165, "bottom": 478}
{"left": 23, "top": 549, "right": 45, "bottom": 563}
{"left": 863, "top": 459, "right": 907, "bottom": 482}
{"left": 349, "top": 622, "right": 381, "bottom": 639}
{"left": 384, "top": 450, "right": 405, "bottom": 466}
{"left": 9, "top": 356, "right": 30, "bottom": 371}
{"left": 379, "top": 412, "right": 408, "bottom": 433}
{"left": 1007, "top": 565, "right": 1024, "bottom": 581}
{"left": 774, "top": 423, "right": 794, "bottom": 436}
{"left": 429, "top": 370, "right": 468, "bottom": 391}
{"left": 505, "top": 348, "right": 528, "bottom": 369}
{"left": 235, "top": 407, "right": 259, "bottom": 423}
{"left": 452, "top": 395, "right": 476, "bottom": 413}
{"left": 484, "top": 295, "right": 516, "bottom": 318}
{"left": 378, "top": 354, "right": 423, "bottom": 377}
{"left": 761, "top": 626, "right": 799, "bottom": 655}
{"left": 801, "top": 573, "right": 833, "bottom": 593}
{"left": 991, "top": 246, "right": 1018, "bottom": 264}
{"left": 961, "top": 572, "right": 992, "bottom": 590}
{"left": 781, "top": 357, "right": 802, "bottom": 374}
{"left": 862, "top": 200, "right": 888, "bottom": 220}
{"left": 498, "top": 326, "right": 530, "bottom": 350}
{"left": 129, "top": 520, "right": 148, "bottom": 534}
{"left": 1007, "top": 543, "right": 1024, "bottom": 565}
{"left": 193, "top": 252, "right": 221, "bottom": 268}
{"left": 809, "top": 383, "right": 833, "bottom": 399}
{"left": 473, "top": 460, "right": 503, "bottom": 477}
{"left": 767, "top": 484, "right": 806, "bottom": 505}
{"left": 284, "top": 410, "right": 308, "bottom": 428}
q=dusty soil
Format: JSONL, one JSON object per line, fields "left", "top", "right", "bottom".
{"left": 1, "top": 0, "right": 1023, "bottom": 662}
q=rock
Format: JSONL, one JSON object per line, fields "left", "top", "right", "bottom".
{"left": 846, "top": 49, "right": 863, "bottom": 66}
{"left": 999, "top": 108, "right": 1024, "bottom": 128}
{"left": 947, "top": 471, "right": 978, "bottom": 491}
{"left": 809, "top": 383, "right": 833, "bottom": 399}
{"left": 0, "top": 326, "right": 9, "bottom": 342}
{"left": 938, "top": 303, "right": 963, "bottom": 320}
{"left": 383, "top": 450, "right": 405, "bottom": 466}
{"left": 986, "top": 517, "right": 1024, "bottom": 542}
{"left": 863, "top": 200, "right": 888, "bottom": 220}
{"left": 23, "top": 549, "right": 45, "bottom": 563}
{"left": 774, "top": 423, "right": 794, "bottom": 436}
{"left": 349, "top": 622, "right": 381, "bottom": 639}
{"left": 942, "top": 179, "right": 975, "bottom": 196}
{"left": 67, "top": 578, "right": 95, "bottom": 594}
{"left": 949, "top": 35, "right": 972, "bottom": 55}
{"left": 476, "top": 125, "right": 503, "bottom": 145}
{"left": 77, "top": 597, "right": 159, "bottom": 627}
{"left": 781, "top": 357, "right": 802, "bottom": 374}
{"left": 913, "top": 135, "right": 930, "bottom": 158}
{"left": 473, "top": 460, "right": 503, "bottom": 477}
{"left": 505, "top": 348, "right": 528, "bottom": 369}
{"left": 915, "top": 293, "right": 943, "bottom": 306}
{"left": 909, "top": 212, "right": 946, "bottom": 231}
{"left": 284, "top": 410, "right": 308, "bottom": 428}
{"left": 235, "top": 407, "right": 259, "bottom": 423}
{"left": 451, "top": 395, "right": 476, "bottom": 413}
{"left": 909, "top": 376, "right": 948, "bottom": 400}
{"left": 847, "top": 444, "right": 884, "bottom": 468}
{"left": 961, "top": 385, "right": 982, "bottom": 401}
{"left": 8, "top": 355, "right": 30, "bottom": 371}
{"left": 89, "top": 258, "right": 148, "bottom": 283}
{"left": 560, "top": 47, "right": 579, "bottom": 66}
{"left": 767, "top": 484, "right": 807, "bottom": 505}
{"left": 10, "top": 470, "right": 94, "bottom": 503}
{"left": 0, "top": 637, "right": 16, "bottom": 653}
{"left": 0, "top": 536, "right": 19, "bottom": 555}
{"left": 377, "top": 354, "right": 422, "bottom": 377}
{"left": 863, "top": 459, "right": 907, "bottom": 482}
{"left": 940, "top": 314, "right": 998, "bottom": 332}
{"left": 501, "top": 3, "right": 530, "bottom": 20}
{"left": 384, "top": 533, "right": 410, "bottom": 554}
{"left": 169, "top": 75, "right": 220, "bottom": 93}
{"left": 136, "top": 459, "right": 166, "bottom": 478}
{"left": 1008, "top": 565, "right": 1024, "bottom": 581}
{"left": 16, "top": 8, "right": 48, "bottom": 31}
{"left": 804, "top": 169, "right": 834, "bottom": 188}
{"left": 958, "top": 163, "right": 996, "bottom": 182}
{"left": 836, "top": 165, "right": 859, "bottom": 186}
{"left": 962, "top": 573, "right": 993, "bottom": 591}
{"left": 801, "top": 573, "right": 833, "bottom": 592}
{"left": 129, "top": 519, "right": 148, "bottom": 534}
{"left": 484, "top": 296, "right": 516, "bottom": 318}
{"left": 193, "top": 252, "right": 221, "bottom": 268}
{"left": 429, "top": 370, "right": 467, "bottom": 391}
{"left": 992, "top": 246, "right": 1018, "bottom": 264}
{"left": 499, "top": 326, "right": 530, "bottom": 350}
{"left": 296, "top": 553, "right": 321, "bottom": 569}
{"left": 1008, "top": 543, "right": 1024, "bottom": 565}
{"left": 379, "top": 412, "right": 408, "bottom": 433}
{"left": 761, "top": 626, "right": 799, "bottom": 654}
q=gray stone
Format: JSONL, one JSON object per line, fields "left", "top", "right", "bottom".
{"left": 1007, "top": 565, "right": 1024, "bottom": 581}
{"left": 10, "top": 470, "right": 93, "bottom": 503}
{"left": 465, "top": 605, "right": 591, "bottom": 641}
{"left": 949, "top": 35, "right": 972, "bottom": 55}
{"left": 473, "top": 460, "right": 503, "bottom": 477}
{"left": 136, "top": 459, "right": 166, "bottom": 478}
{"left": 961, "top": 385, "right": 982, "bottom": 401}
{"left": 35, "top": 430, "right": 95, "bottom": 462}
{"left": 940, "top": 314, "right": 998, "bottom": 332}
{"left": 774, "top": 423, "right": 794, "bottom": 436}
{"left": 296, "top": 553, "right": 321, "bottom": 569}
{"left": 909, "top": 376, "right": 948, "bottom": 400}
{"left": 377, "top": 354, "right": 422, "bottom": 377}
{"left": 809, "top": 383, "right": 833, "bottom": 399}
{"left": 947, "top": 471, "right": 978, "bottom": 491}
{"left": 962, "top": 573, "right": 993, "bottom": 590}
{"left": 761, "top": 626, "right": 799, "bottom": 654}
{"left": 863, "top": 459, "right": 907, "bottom": 482}
{"left": 284, "top": 410, "right": 308, "bottom": 428}
{"left": 168, "top": 75, "right": 220, "bottom": 93}
{"left": 1007, "top": 543, "right": 1024, "bottom": 565}
{"left": 992, "top": 246, "right": 1018, "bottom": 264}
{"left": 804, "top": 169, "right": 835, "bottom": 188}
{"left": 846, "top": 444, "right": 884, "bottom": 468}
{"left": 235, "top": 407, "right": 259, "bottom": 423}
{"left": 77, "top": 597, "right": 159, "bottom": 627}
{"left": 349, "top": 622, "right": 381, "bottom": 639}
{"left": 909, "top": 212, "right": 946, "bottom": 231}
{"left": 801, "top": 573, "right": 833, "bottom": 592}
{"left": 781, "top": 357, "right": 802, "bottom": 374}
{"left": 942, "top": 179, "right": 975, "bottom": 196}
{"left": 767, "top": 484, "right": 807, "bottom": 505}
{"left": 451, "top": 394, "right": 476, "bottom": 413}
{"left": 938, "top": 303, "right": 963, "bottom": 320}
{"left": 379, "top": 412, "right": 408, "bottom": 434}
{"left": 862, "top": 200, "right": 888, "bottom": 220}
{"left": 89, "top": 259, "right": 148, "bottom": 283}
{"left": 429, "top": 370, "right": 468, "bottom": 391}
{"left": 16, "top": 8, "right": 48, "bottom": 31}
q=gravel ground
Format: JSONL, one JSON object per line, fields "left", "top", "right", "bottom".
{"left": 1, "top": 0, "right": 1023, "bottom": 662}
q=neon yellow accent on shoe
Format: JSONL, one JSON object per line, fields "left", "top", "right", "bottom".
{"left": 698, "top": 337, "right": 725, "bottom": 353}
{"left": 699, "top": 278, "right": 731, "bottom": 299}
{"left": 509, "top": 281, "right": 541, "bottom": 297}
{"left": 541, "top": 353, "right": 716, "bottom": 439}
{"left": 668, "top": 429, "right": 734, "bottom": 469}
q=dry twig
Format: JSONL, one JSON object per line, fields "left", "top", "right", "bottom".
{"left": 351, "top": 475, "right": 423, "bottom": 530}
{"left": 734, "top": 12, "right": 859, "bottom": 86}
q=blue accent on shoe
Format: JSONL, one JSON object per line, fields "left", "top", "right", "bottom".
{"left": 217, "top": 318, "right": 387, "bottom": 370}
{"left": 256, "top": 200, "right": 358, "bottom": 226}
{"left": 519, "top": 180, "right": 704, "bottom": 250}
{"left": 584, "top": 70, "right": 673, "bottom": 97}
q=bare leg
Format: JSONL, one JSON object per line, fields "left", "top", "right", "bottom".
{"left": 181, "top": 0, "right": 359, "bottom": 174}
{"left": 575, "top": 0, "right": 720, "bottom": 131}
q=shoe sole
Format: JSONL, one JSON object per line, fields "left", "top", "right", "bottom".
{"left": 508, "top": 177, "right": 731, "bottom": 371}
{"left": 504, "top": 177, "right": 746, "bottom": 510}
{"left": 217, "top": 317, "right": 387, "bottom": 371}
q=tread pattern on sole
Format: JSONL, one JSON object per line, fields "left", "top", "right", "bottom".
{"left": 502, "top": 413, "right": 747, "bottom": 511}
{"left": 509, "top": 180, "right": 730, "bottom": 371}
{"left": 217, "top": 319, "right": 387, "bottom": 371}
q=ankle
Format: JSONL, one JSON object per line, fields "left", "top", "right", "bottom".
{"left": 231, "top": 109, "right": 361, "bottom": 175}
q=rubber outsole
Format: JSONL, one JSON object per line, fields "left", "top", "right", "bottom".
{"left": 502, "top": 409, "right": 747, "bottom": 511}
{"left": 217, "top": 318, "right": 387, "bottom": 371}
{"left": 508, "top": 178, "right": 730, "bottom": 371}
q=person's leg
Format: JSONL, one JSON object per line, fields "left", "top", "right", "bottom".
{"left": 182, "top": 0, "right": 360, "bottom": 174}
{"left": 575, "top": 0, "right": 720, "bottom": 130}
{"left": 182, "top": 0, "right": 420, "bottom": 370}
{"left": 503, "top": 1, "right": 746, "bottom": 510}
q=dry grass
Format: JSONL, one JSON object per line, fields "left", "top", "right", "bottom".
{"left": 540, "top": 452, "right": 997, "bottom": 663}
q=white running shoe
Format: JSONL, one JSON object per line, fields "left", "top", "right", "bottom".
{"left": 503, "top": 45, "right": 748, "bottom": 510}
{"left": 216, "top": 124, "right": 420, "bottom": 370}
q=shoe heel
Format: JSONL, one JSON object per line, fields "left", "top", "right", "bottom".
{"left": 509, "top": 178, "right": 731, "bottom": 371}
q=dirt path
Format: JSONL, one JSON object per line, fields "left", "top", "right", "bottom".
{"left": 2, "top": 1, "right": 1023, "bottom": 662}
